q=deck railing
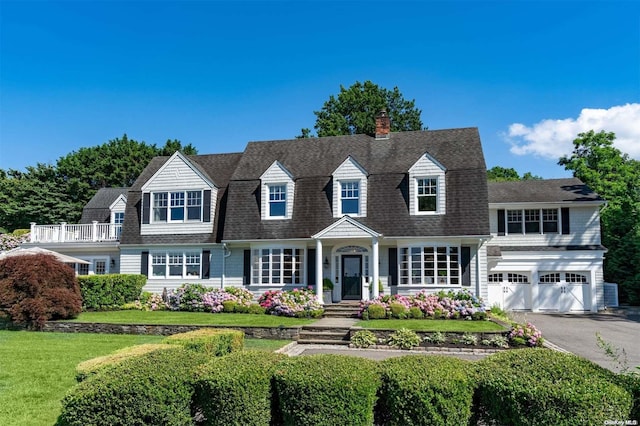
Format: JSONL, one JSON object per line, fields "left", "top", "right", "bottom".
{"left": 30, "top": 222, "right": 122, "bottom": 243}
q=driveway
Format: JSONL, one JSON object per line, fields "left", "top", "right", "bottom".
{"left": 509, "top": 312, "right": 640, "bottom": 372}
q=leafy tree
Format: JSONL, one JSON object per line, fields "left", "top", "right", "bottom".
{"left": 309, "top": 81, "right": 423, "bottom": 137}
{"left": 559, "top": 130, "right": 640, "bottom": 304}
{"left": 487, "top": 166, "right": 542, "bottom": 181}
{"left": 0, "top": 134, "right": 197, "bottom": 231}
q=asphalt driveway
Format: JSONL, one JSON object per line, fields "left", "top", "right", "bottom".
{"left": 509, "top": 311, "right": 640, "bottom": 372}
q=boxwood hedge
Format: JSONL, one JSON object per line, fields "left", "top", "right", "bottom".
{"left": 475, "top": 348, "right": 633, "bottom": 425}
{"left": 79, "top": 274, "right": 146, "bottom": 310}
{"left": 273, "top": 354, "right": 380, "bottom": 426}
{"left": 193, "top": 350, "right": 287, "bottom": 426}
{"left": 376, "top": 355, "right": 475, "bottom": 425}
{"left": 163, "top": 328, "right": 244, "bottom": 356}
{"left": 58, "top": 347, "right": 208, "bottom": 426}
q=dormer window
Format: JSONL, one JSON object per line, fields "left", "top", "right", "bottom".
{"left": 409, "top": 152, "right": 446, "bottom": 216}
{"left": 260, "top": 161, "right": 295, "bottom": 220}
{"left": 341, "top": 181, "right": 360, "bottom": 214}
{"left": 268, "top": 184, "right": 287, "bottom": 217}
{"left": 416, "top": 178, "right": 438, "bottom": 212}
{"left": 113, "top": 212, "right": 124, "bottom": 224}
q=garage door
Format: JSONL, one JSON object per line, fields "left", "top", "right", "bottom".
{"left": 488, "top": 273, "right": 532, "bottom": 311}
{"left": 537, "top": 272, "right": 590, "bottom": 311}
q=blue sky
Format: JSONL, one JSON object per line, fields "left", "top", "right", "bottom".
{"left": 1, "top": 1, "right": 639, "bottom": 178}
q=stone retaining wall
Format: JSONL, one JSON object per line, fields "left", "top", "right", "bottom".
{"left": 39, "top": 321, "right": 301, "bottom": 340}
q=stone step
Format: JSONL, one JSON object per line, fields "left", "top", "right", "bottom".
{"left": 299, "top": 330, "right": 349, "bottom": 340}
{"left": 323, "top": 311, "right": 359, "bottom": 318}
{"left": 297, "top": 339, "right": 351, "bottom": 345}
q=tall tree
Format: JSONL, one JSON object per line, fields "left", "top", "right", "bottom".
{"left": 309, "top": 81, "right": 423, "bottom": 137}
{"left": 559, "top": 130, "right": 640, "bottom": 304}
{"left": 0, "top": 135, "right": 198, "bottom": 231}
{"left": 487, "top": 166, "right": 542, "bottom": 181}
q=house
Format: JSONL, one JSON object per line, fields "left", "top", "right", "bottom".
{"left": 23, "top": 114, "right": 607, "bottom": 312}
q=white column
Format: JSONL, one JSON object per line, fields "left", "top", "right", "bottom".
{"left": 30, "top": 222, "right": 36, "bottom": 242}
{"left": 92, "top": 221, "right": 98, "bottom": 242}
{"left": 315, "top": 239, "right": 324, "bottom": 304}
{"left": 60, "top": 222, "right": 66, "bottom": 243}
{"left": 372, "top": 237, "right": 379, "bottom": 299}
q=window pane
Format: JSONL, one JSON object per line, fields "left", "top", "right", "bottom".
{"left": 168, "top": 253, "right": 183, "bottom": 277}
{"left": 185, "top": 253, "right": 200, "bottom": 277}
{"left": 269, "top": 185, "right": 286, "bottom": 217}
{"left": 114, "top": 212, "right": 124, "bottom": 224}
{"left": 542, "top": 209, "right": 558, "bottom": 233}
{"left": 524, "top": 209, "right": 540, "bottom": 234}
{"left": 341, "top": 182, "right": 359, "bottom": 214}
{"left": 187, "top": 191, "right": 201, "bottom": 220}
{"left": 153, "top": 193, "right": 168, "bottom": 222}
{"left": 418, "top": 196, "right": 436, "bottom": 212}
{"left": 170, "top": 192, "right": 185, "bottom": 221}
{"left": 95, "top": 261, "right": 106, "bottom": 275}
{"left": 507, "top": 210, "right": 522, "bottom": 234}
{"left": 417, "top": 178, "right": 438, "bottom": 212}
{"left": 270, "top": 201, "right": 286, "bottom": 217}
{"left": 342, "top": 198, "right": 359, "bottom": 214}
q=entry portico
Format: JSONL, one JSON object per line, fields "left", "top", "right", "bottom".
{"left": 312, "top": 216, "right": 381, "bottom": 304}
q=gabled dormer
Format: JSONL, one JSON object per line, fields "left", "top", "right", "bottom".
{"left": 332, "top": 156, "right": 368, "bottom": 218}
{"left": 260, "top": 161, "right": 294, "bottom": 220}
{"left": 408, "top": 152, "right": 447, "bottom": 215}
{"left": 140, "top": 151, "right": 216, "bottom": 235}
{"left": 109, "top": 194, "right": 127, "bottom": 225}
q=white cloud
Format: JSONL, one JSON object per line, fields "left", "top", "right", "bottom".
{"left": 505, "top": 103, "right": 640, "bottom": 160}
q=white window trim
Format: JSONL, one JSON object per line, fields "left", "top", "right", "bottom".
{"left": 151, "top": 190, "right": 204, "bottom": 224}
{"left": 414, "top": 176, "right": 439, "bottom": 215}
{"left": 539, "top": 271, "right": 589, "bottom": 284}
{"left": 149, "top": 251, "right": 202, "bottom": 279}
{"left": 251, "top": 246, "right": 306, "bottom": 286}
{"left": 505, "top": 208, "right": 560, "bottom": 235}
{"left": 265, "top": 183, "right": 288, "bottom": 219}
{"left": 339, "top": 180, "right": 361, "bottom": 216}
{"left": 398, "top": 244, "right": 461, "bottom": 286}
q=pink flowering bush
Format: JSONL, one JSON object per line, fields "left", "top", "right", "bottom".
{"left": 166, "top": 284, "right": 255, "bottom": 313}
{"left": 0, "top": 232, "right": 29, "bottom": 252}
{"left": 258, "top": 287, "right": 323, "bottom": 318}
{"left": 508, "top": 322, "right": 544, "bottom": 347}
{"left": 359, "top": 289, "right": 487, "bottom": 320}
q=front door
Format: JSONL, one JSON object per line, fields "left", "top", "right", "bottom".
{"left": 342, "top": 255, "right": 362, "bottom": 300}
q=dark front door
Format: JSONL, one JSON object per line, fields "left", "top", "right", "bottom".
{"left": 342, "top": 255, "right": 362, "bottom": 300}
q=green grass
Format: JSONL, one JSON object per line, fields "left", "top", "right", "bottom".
{"left": 0, "top": 330, "right": 291, "bottom": 426}
{"left": 64, "top": 310, "right": 316, "bottom": 326}
{"left": 355, "top": 319, "right": 507, "bottom": 332}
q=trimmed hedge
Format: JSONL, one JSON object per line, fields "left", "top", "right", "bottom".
{"left": 79, "top": 274, "right": 146, "bottom": 310}
{"left": 273, "top": 354, "right": 380, "bottom": 426}
{"left": 75, "top": 343, "right": 174, "bottom": 382}
{"left": 475, "top": 348, "right": 633, "bottom": 425}
{"left": 193, "top": 350, "right": 287, "bottom": 426}
{"left": 59, "top": 347, "right": 208, "bottom": 426}
{"left": 376, "top": 355, "right": 475, "bottom": 425}
{"left": 163, "top": 328, "right": 244, "bottom": 356}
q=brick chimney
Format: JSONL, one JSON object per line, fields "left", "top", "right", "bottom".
{"left": 375, "top": 109, "right": 390, "bottom": 139}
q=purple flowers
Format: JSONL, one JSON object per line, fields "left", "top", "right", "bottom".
{"left": 359, "top": 289, "right": 487, "bottom": 320}
{"left": 166, "top": 284, "right": 255, "bottom": 313}
{"left": 257, "top": 287, "right": 323, "bottom": 317}
{"left": 508, "top": 322, "right": 544, "bottom": 347}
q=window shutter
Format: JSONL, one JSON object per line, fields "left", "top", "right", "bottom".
{"left": 202, "top": 250, "right": 210, "bottom": 279}
{"left": 243, "top": 250, "right": 251, "bottom": 285}
{"left": 141, "top": 251, "right": 149, "bottom": 277}
{"left": 461, "top": 246, "right": 471, "bottom": 287}
{"left": 142, "top": 193, "right": 150, "bottom": 224}
{"left": 561, "top": 208, "right": 570, "bottom": 234}
{"left": 497, "top": 209, "right": 505, "bottom": 235}
{"left": 307, "top": 249, "right": 316, "bottom": 286}
{"left": 203, "top": 190, "right": 212, "bottom": 223}
{"left": 388, "top": 247, "right": 398, "bottom": 286}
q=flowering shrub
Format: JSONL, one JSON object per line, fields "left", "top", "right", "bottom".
{"left": 166, "top": 284, "right": 255, "bottom": 313}
{"left": 258, "top": 287, "right": 323, "bottom": 317}
{"left": 167, "top": 283, "right": 210, "bottom": 312}
{"left": 0, "top": 232, "right": 29, "bottom": 252}
{"left": 358, "top": 289, "right": 487, "bottom": 320}
{"left": 508, "top": 322, "right": 544, "bottom": 347}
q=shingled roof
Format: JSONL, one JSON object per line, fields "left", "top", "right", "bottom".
{"left": 488, "top": 178, "right": 604, "bottom": 204}
{"left": 80, "top": 187, "right": 129, "bottom": 224}
{"left": 223, "top": 128, "right": 490, "bottom": 240}
{"left": 120, "top": 153, "right": 243, "bottom": 245}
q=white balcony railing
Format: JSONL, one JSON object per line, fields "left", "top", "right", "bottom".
{"left": 30, "top": 222, "right": 122, "bottom": 243}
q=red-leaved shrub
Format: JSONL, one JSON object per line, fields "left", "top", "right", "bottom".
{"left": 0, "top": 254, "right": 82, "bottom": 329}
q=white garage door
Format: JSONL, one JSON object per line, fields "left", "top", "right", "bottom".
{"left": 537, "top": 272, "right": 590, "bottom": 312}
{"left": 488, "top": 273, "right": 532, "bottom": 311}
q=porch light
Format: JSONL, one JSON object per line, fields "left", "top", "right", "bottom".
{"left": 323, "top": 257, "right": 329, "bottom": 268}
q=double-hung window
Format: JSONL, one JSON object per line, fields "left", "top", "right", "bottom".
{"left": 152, "top": 191, "right": 202, "bottom": 222}
{"left": 399, "top": 245, "right": 460, "bottom": 285}
{"left": 416, "top": 178, "right": 438, "bottom": 212}
{"left": 151, "top": 252, "right": 201, "bottom": 278}
{"left": 505, "top": 208, "right": 559, "bottom": 235}
{"left": 269, "top": 185, "right": 286, "bottom": 217}
{"left": 341, "top": 181, "right": 359, "bottom": 214}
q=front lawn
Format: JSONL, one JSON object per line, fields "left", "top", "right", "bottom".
{"left": 0, "top": 331, "right": 291, "bottom": 426}
{"left": 355, "top": 319, "right": 507, "bottom": 332}
{"left": 64, "top": 310, "right": 317, "bottom": 326}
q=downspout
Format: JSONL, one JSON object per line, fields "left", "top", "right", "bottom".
{"left": 222, "top": 243, "right": 232, "bottom": 289}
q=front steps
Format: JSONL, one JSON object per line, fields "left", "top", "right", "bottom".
{"left": 322, "top": 301, "right": 361, "bottom": 318}
{"left": 298, "top": 326, "right": 351, "bottom": 345}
